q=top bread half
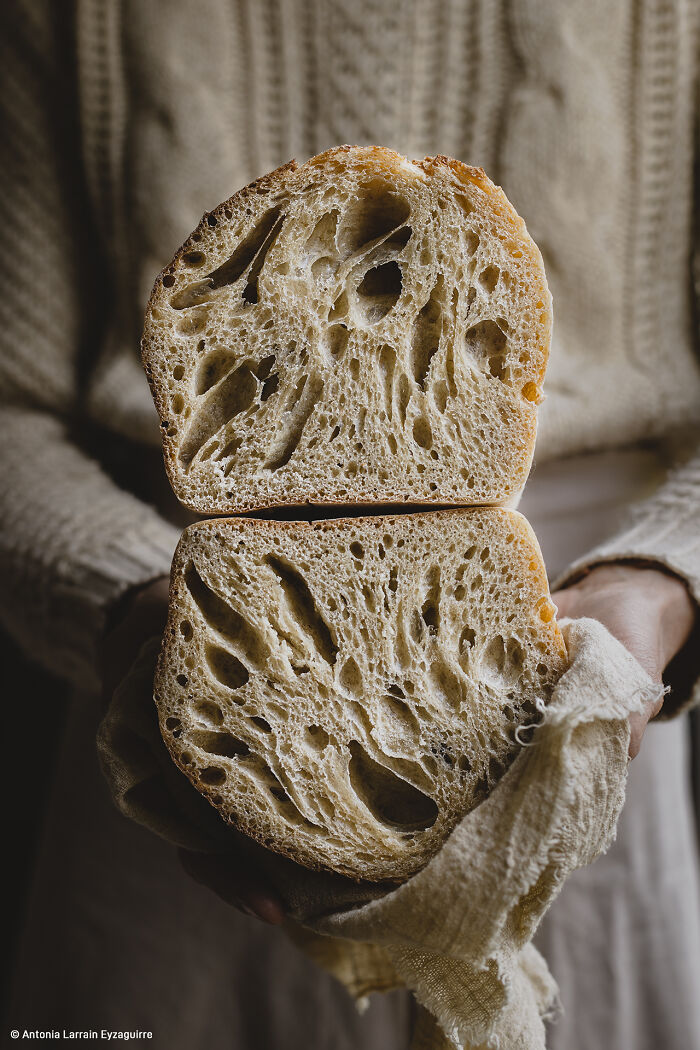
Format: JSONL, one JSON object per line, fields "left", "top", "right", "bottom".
{"left": 142, "top": 146, "right": 552, "bottom": 514}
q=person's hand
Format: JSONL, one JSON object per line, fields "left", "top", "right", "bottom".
{"left": 552, "top": 563, "right": 696, "bottom": 758}
{"left": 99, "top": 576, "right": 286, "bottom": 925}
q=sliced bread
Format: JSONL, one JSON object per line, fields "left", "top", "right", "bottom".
{"left": 155, "top": 509, "right": 567, "bottom": 882}
{"left": 142, "top": 146, "right": 551, "bottom": 514}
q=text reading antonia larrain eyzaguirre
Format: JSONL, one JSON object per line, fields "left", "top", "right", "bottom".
{"left": 14, "top": 1032, "right": 153, "bottom": 1042}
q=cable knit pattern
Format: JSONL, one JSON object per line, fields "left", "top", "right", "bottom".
{"left": 0, "top": 409, "right": 179, "bottom": 689}
{"left": 1, "top": 0, "right": 699, "bottom": 694}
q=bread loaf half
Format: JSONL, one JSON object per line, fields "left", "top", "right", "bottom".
{"left": 155, "top": 509, "right": 567, "bottom": 881}
{"left": 143, "top": 146, "right": 551, "bottom": 514}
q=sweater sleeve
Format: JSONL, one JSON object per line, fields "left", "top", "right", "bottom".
{"left": 552, "top": 441, "right": 700, "bottom": 716}
{"left": 0, "top": 1, "right": 179, "bottom": 691}
{"left": 0, "top": 408, "right": 180, "bottom": 692}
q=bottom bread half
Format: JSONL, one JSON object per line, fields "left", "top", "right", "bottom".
{"left": 155, "top": 509, "right": 567, "bottom": 882}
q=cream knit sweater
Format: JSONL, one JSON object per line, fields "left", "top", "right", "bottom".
{"left": 1, "top": 0, "right": 700, "bottom": 695}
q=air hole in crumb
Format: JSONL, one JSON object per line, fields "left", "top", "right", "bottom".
{"left": 200, "top": 766, "right": 226, "bottom": 785}
{"left": 260, "top": 372, "right": 279, "bottom": 401}
{"left": 381, "top": 694, "right": 421, "bottom": 740}
{"left": 305, "top": 209, "right": 339, "bottom": 257}
{"left": 459, "top": 626, "right": 476, "bottom": 651}
{"left": 412, "top": 417, "right": 432, "bottom": 450}
{"left": 338, "top": 182, "right": 411, "bottom": 256}
{"left": 264, "top": 373, "right": 324, "bottom": 470}
{"left": 191, "top": 730, "right": 249, "bottom": 758}
{"left": 421, "top": 566, "right": 441, "bottom": 633}
{"left": 355, "top": 261, "right": 403, "bottom": 323}
{"left": 433, "top": 380, "right": 448, "bottom": 412}
{"left": 172, "top": 364, "right": 185, "bottom": 380}
{"left": 411, "top": 278, "right": 443, "bottom": 388}
{"left": 176, "top": 674, "right": 188, "bottom": 687}
{"left": 464, "top": 320, "right": 508, "bottom": 379}
{"left": 328, "top": 291, "right": 349, "bottom": 321}
{"left": 162, "top": 273, "right": 175, "bottom": 288}
{"left": 251, "top": 716, "right": 272, "bottom": 733}
{"left": 165, "top": 717, "right": 181, "bottom": 731}
{"left": 181, "top": 364, "right": 257, "bottom": 465}
{"left": 465, "top": 230, "right": 479, "bottom": 254}
{"left": 266, "top": 556, "right": 338, "bottom": 664}
{"left": 327, "top": 325, "right": 349, "bottom": 357}
{"left": 455, "top": 194, "right": 473, "bottom": 216}
{"left": 479, "top": 266, "right": 500, "bottom": 293}
{"left": 339, "top": 656, "right": 363, "bottom": 695}
{"left": 183, "top": 250, "right": 206, "bottom": 268}
{"left": 194, "top": 350, "right": 236, "bottom": 395}
{"left": 347, "top": 741, "right": 438, "bottom": 831}
{"left": 205, "top": 644, "right": 250, "bottom": 693}
{"left": 397, "top": 373, "right": 410, "bottom": 426}
{"left": 305, "top": 724, "right": 330, "bottom": 751}
{"left": 184, "top": 563, "right": 269, "bottom": 670}
{"left": 195, "top": 700, "right": 224, "bottom": 725}
{"left": 360, "top": 584, "right": 375, "bottom": 612}
{"left": 349, "top": 541, "right": 364, "bottom": 559}
{"left": 179, "top": 620, "right": 193, "bottom": 640}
